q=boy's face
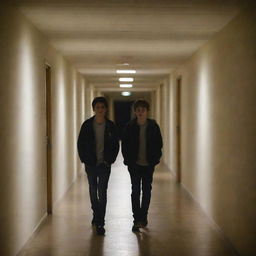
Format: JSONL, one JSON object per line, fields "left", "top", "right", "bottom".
{"left": 93, "top": 102, "right": 107, "bottom": 117}
{"left": 135, "top": 106, "right": 148, "bottom": 120}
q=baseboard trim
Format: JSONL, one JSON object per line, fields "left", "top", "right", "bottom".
{"left": 52, "top": 176, "right": 78, "bottom": 211}
{"left": 17, "top": 169, "right": 83, "bottom": 256}
{"left": 160, "top": 160, "right": 240, "bottom": 255}
{"left": 16, "top": 212, "right": 48, "bottom": 256}
{"left": 181, "top": 184, "right": 241, "bottom": 256}
{"left": 160, "top": 161, "right": 178, "bottom": 181}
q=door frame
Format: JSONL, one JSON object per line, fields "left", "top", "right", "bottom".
{"left": 45, "top": 63, "right": 52, "bottom": 214}
{"left": 176, "top": 77, "right": 182, "bottom": 183}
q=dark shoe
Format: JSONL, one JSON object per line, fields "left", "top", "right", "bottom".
{"left": 96, "top": 225, "right": 105, "bottom": 235}
{"left": 140, "top": 220, "right": 148, "bottom": 228}
{"left": 132, "top": 223, "right": 140, "bottom": 232}
{"left": 91, "top": 217, "right": 97, "bottom": 226}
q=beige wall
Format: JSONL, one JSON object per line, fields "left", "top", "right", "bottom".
{"left": 160, "top": 78, "right": 171, "bottom": 166}
{"left": 1, "top": 3, "right": 255, "bottom": 256}
{"left": 168, "top": 74, "right": 178, "bottom": 177}
{"left": 166, "top": 8, "right": 256, "bottom": 256}
{"left": 76, "top": 77, "right": 87, "bottom": 174}
{"left": 0, "top": 7, "right": 88, "bottom": 256}
{"left": 45, "top": 48, "right": 87, "bottom": 205}
{"left": 155, "top": 85, "right": 161, "bottom": 125}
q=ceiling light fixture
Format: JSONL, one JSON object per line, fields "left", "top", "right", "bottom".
{"left": 116, "top": 70, "right": 136, "bottom": 74}
{"left": 119, "top": 77, "right": 134, "bottom": 82}
{"left": 122, "top": 92, "right": 131, "bottom": 96}
{"left": 120, "top": 84, "right": 133, "bottom": 88}
{"left": 117, "top": 63, "right": 130, "bottom": 66}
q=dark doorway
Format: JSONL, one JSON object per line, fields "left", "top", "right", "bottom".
{"left": 114, "top": 101, "right": 133, "bottom": 138}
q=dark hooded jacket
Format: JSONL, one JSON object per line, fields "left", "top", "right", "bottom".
{"left": 77, "top": 116, "right": 119, "bottom": 167}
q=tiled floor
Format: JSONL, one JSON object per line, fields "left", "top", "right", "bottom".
{"left": 19, "top": 155, "right": 238, "bottom": 256}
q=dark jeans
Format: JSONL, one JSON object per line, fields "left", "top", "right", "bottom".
{"left": 85, "top": 163, "right": 111, "bottom": 226}
{"left": 128, "top": 164, "right": 155, "bottom": 223}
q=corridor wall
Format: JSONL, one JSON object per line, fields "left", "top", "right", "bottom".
{"left": 158, "top": 78, "right": 171, "bottom": 167}
{"left": 168, "top": 7, "right": 256, "bottom": 256}
{"left": 0, "top": 6, "right": 87, "bottom": 256}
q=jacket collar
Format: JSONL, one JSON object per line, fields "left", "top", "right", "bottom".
{"left": 90, "top": 115, "right": 111, "bottom": 127}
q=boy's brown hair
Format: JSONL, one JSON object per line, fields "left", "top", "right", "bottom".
{"left": 92, "top": 96, "right": 108, "bottom": 109}
{"left": 133, "top": 99, "right": 150, "bottom": 111}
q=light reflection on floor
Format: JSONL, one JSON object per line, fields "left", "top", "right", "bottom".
{"left": 19, "top": 154, "right": 237, "bottom": 256}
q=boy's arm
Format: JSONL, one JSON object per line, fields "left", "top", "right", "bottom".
{"left": 77, "top": 122, "right": 87, "bottom": 163}
{"left": 156, "top": 124, "right": 163, "bottom": 149}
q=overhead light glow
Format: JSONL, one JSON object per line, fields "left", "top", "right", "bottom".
{"left": 122, "top": 92, "right": 131, "bottom": 96}
{"left": 120, "top": 84, "right": 133, "bottom": 88}
{"left": 117, "top": 63, "right": 130, "bottom": 66}
{"left": 119, "top": 77, "right": 134, "bottom": 82}
{"left": 116, "top": 70, "right": 136, "bottom": 74}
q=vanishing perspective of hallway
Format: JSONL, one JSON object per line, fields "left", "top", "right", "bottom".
{"left": 19, "top": 154, "right": 237, "bottom": 256}
{"left": 1, "top": 1, "right": 256, "bottom": 256}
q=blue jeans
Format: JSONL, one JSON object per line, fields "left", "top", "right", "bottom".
{"left": 85, "top": 163, "right": 111, "bottom": 226}
{"left": 128, "top": 164, "right": 154, "bottom": 223}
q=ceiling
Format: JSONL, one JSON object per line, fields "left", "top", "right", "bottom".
{"left": 13, "top": 0, "right": 248, "bottom": 96}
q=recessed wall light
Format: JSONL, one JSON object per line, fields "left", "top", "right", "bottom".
{"left": 119, "top": 78, "right": 134, "bottom": 82}
{"left": 120, "top": 84, "right": 133, "bottom": 88}
{"left": 122, "top": 92, "right": 131, "bottom": 96}
{"left": 116, "top": 70, "right": 136, "bottom": 74}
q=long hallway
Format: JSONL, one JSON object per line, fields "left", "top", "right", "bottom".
{"left": 19, "top": 154, "right": 237, "bottom": 256}
{"left": 1, "top": 2, "right": 256, "bottom": 255}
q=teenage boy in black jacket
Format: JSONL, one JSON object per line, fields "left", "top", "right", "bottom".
{"left": 122, "top": 99, "right": 163, "bottom": 232}
{"left": 77, "top": 97, "right": 119, "bottom": 235}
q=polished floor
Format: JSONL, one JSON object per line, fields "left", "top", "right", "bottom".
{"left": 19, "top": 154, "right": 238, "bottom": 256}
